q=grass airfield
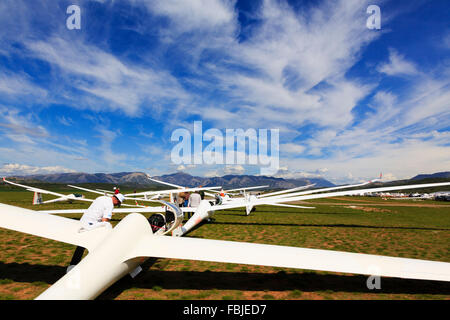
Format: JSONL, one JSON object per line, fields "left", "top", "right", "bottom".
{"left": 0, "top": 186, "right": 449, "bottom": 300}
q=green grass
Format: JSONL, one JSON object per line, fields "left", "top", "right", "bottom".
{"left": 0, "top": 279, "right": 13, "bottom": 285}
{"left": 0, "top": 187, "right": 449, "bottom": 300}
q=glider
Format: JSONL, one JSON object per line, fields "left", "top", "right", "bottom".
{"left": 2, "top": 177, "right": 94, "bottom": 205}
{"left": 35, "top": 178, "right": 450, "bottom": 237}
{"left": 203, "top": 173, "right": 383, "bottom": 215}
{"left": 147, "top": 175, "right": 304, "bottom": 212}
{"left": 147, "top": 174, "right": 268, "bottom": 198}
{"left": 0, "top": 180, "right": 197, "bottom": 233}
{"left": 173, "top": 181, "right": 450, "bottom": 236}
{"left": 1, "top": 179, "right": 450, "bottom": 299}
{"left": 0, "top": 179, "right": 192, "bottom": 235}
{"left": 1, "top": 200, "right": 450, "bottom": 300}
{"left": 2, "top": 178, "right": 147, "bottom": 208}
{"left": 119, "top": 174, "right": 223, "bottom": 202}
{"left": 219, "top": 178, "right": 376, "bottom": 216}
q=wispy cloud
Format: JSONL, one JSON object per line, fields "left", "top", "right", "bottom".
{"left": 0, "top": 0, "right": 447, "bottom": 182}
{"left": 0, "top": 72, "right": 47, "bottom": 100}
{"left": 140, "top": 0, "right": 236, "bottom": 33}
{"left": 24, "top": 37, "right": 191, "bottom": 116}
{"left": 150, "top": 0, "right": 381, "bottom": 133}
{"left": 0, "top": 163, "right": 76, "bottom": 176}
{"left": 377, "top": 48, "right": 419, "bottom": 76}
{"left": 58, "top": 116, "right": 73, "bottom": 126}
{"left": 0, "top": 106, "right": 49, "bottom": 144}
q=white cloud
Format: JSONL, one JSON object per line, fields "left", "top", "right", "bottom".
{"left": 274, "top": 167, "right": 326, "bottom": 180}
{"left": 377, "top": 49, "right": 419, "bottom": 76}
{"left": 0, "top": 106, "right": 49, "bottom": 145}
{"left": 223, "top": 164, "right": 245, "bottom": 175}
{"left": 199, "top": 164, "right": 246, "bottom": 177}
{"left": 0, "top": 163, "right": 76, "bottom": 176}
{"left": 279, "top": 134, "right": 450, "bottom": 184}
{"left": 163, "top": 0, "right": 381, "bottom": 134}
{"left": 227, "top": 0, "right": 378, "bottom": 88}
{"left": 58, "top": 116, "right": 73, "bottom": 127}
{"left": 143, "top": 0, "right": 236, "bottom": 32}
{"left": 204, "top": 169, "right": 220, "bottom": 177}
{"left": 280, "top": 143, "right": 305, "bottom": 154}
{"left": 0, "top": 72, "right": 47, "bottom": 99}
{"left": 95, "top": 127, "right": 128, "bottom": 169}
{"left": 25, "top": 37, "right": 191, "bottom": 116}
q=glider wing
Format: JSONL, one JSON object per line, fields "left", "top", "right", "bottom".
{"left": 0, "top": 203, "right": 109, "bottom": 251}
{"left": 127, "top": 234, "right": 450, "bottom": 282}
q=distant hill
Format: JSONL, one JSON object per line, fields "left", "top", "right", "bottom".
{"left": 411, "top": 172, "right": 450, "bottom": 180}
{"left": 10, "top": 172, "right": 154, "bottom": 186}
{"left": 9, "top": 170, "right": 448, "bottom": 190}
{"left": 8, "top": 171, "right": 335, "bottom": 189}
{"left": 358, "top": 171, "right": 450, "bottom": 194}
{"left": 152, "top": 172, "right": 335, "bottom": 189}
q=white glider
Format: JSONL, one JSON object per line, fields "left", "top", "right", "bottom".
{"left": 217, "top": 175, "right": 383, "bottom": 214}
{"left": 257, "top": 178, "right": 381, "bottom": 202}
{"left": 147, "top": 174, "right": 267, "bottom": 198}
{"left": 66, "top": 184, "right": 150, "bottom": 207}
{"left": 174, "top": 181, "right": 450, "bottom": 236}
{"left": 2, "top": 178, "right": 149, "bottom": 208}
{"left": 124, "top": 186, "right": 222, "bottom": 197}
{"left": 256, "top": 184, "right": 315, "bottom": 198}
{"left": 0, "top": 202, "right": 449, "bottom": 300}
{"left": 2, "top": 178, "right": 94, "bottom": 204}
{"left": 37, "top": 205, "right": 197, "bottom": 215}
{"left": 145, "top": 175, "right": 269, "bottom": 212}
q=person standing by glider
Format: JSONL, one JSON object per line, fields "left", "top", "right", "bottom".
{"left": 187, "top": 192, "right": 201, "bottom": 219}
{"left": 79, "top": 193, "right": 125, "bottom": 232}
{"left": 67, "top": 193, "right": 125, "bottom": 272}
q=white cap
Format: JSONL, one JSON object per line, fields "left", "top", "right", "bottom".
{"left": 115, "top": 193, "right": 125, "bottom": 203}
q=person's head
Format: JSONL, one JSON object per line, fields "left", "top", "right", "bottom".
{"left": 113, "top": 193, "right": 125, "bottom": 207}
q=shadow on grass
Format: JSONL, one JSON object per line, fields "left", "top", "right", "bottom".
{"left": 218, "top": 209, "right": 353, "bottom": 215}
{"left": 98, "top": 266, "right": 450, "bottom": 299}
{"left": 1, "top": 260, "right": 449, "bottom": 299}
{"left": 209, "top": 221, "right": 450, "bottom": 231}
{"left": 0, "top": 262, "right": 65, "bottom": 285}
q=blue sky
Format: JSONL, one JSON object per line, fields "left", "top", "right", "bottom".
{"left": 0, "top": 0, "right": 448, "bottom": 184}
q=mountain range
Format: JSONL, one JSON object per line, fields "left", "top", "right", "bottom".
{"left": 8, "top": 171, "right": 335, "bottom": 189}
{"left": 411, "top": 172, "right": 450, "bottom": 180}
{"left": 152, "top": 172, "right": 335, "bottom": 189}
{"left": 7, "top": 171, "right": 449, "bottom": 189}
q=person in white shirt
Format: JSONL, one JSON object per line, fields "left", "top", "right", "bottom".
{"left": 79, "top": 194, "right": 124, "bottom": 231}
{"left": 187, "top": 192, "right": 201, "bottom": 219}
{"left": 67, "top": 193, "right": 125, "bottom": 273}
{"left": 188, "top": 192, "right": 201, "bottom": 208}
